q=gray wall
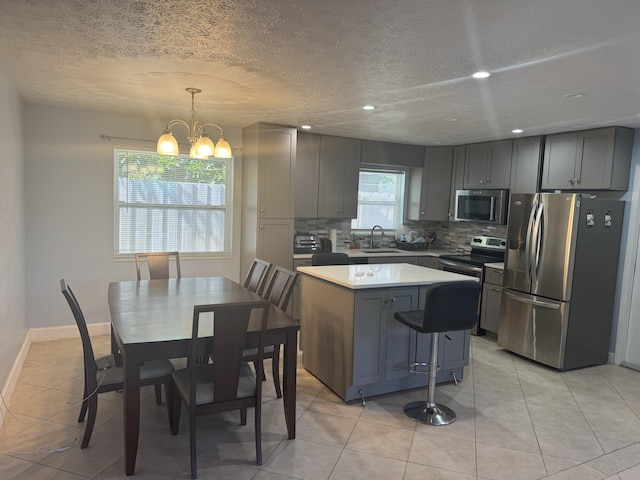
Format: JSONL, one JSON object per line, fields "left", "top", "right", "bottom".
{"left": 0, "top": 71, "right": 27, "bottom": 387}
{"left": 23, "top": 103, "right": 244, "bottom": 330}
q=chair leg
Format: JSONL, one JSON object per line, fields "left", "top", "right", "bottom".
{"left": 189, "top": 411, "right": 197, "bottom": 479}
{"left": 80, "top": 393, "right": 98, "bottom": 448}
{"left": 403, "top": 332, "right": 456, "bottom": 426}
{"left": 154, "top": 383, "right": 162, "bottom": 405}
{"left": 240, "top": 408, "right": 247, "bottom": 426}
{"left": 170, "top": 384, "right": 182, "bottom": 435}
{"left": 255, "top": 402, "right": 263, "bottom": 465}
{"left": 165, "top": 381, "right": 173, "bottom": 427}
{"left": 77, "top": 379, "right": 89, "bottom": 423}
{"left": 271, "top": 344, "right": 282, "bottom": 399}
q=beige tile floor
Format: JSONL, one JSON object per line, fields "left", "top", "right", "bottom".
{"left": 1, "top": 334, "right": 640, "bottom": 479}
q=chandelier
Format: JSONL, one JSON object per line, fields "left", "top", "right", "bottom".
{"left": 156, "top": 87, "right": 232, "bottom": 159}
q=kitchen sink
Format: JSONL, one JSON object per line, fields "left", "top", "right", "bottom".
{"left": 360, "top": 249, "right": 402, "bottom": 254}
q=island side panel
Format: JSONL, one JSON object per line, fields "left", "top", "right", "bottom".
{"left": 300, "top": 275, "right": 355, "bottom": 399}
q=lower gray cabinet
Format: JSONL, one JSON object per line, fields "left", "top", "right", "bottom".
{"left": 480, "top": 266, "right": 505, "bottom": 334}
{"left": 418, "top": 256, "right": 441, "bottom": 269}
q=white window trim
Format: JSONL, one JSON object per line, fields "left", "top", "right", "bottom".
{"left": 113, "top": 148, "right": 233, "bottom": 259}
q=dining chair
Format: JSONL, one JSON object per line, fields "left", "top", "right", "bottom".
{"left": 243, "top": 258, "right": 272, "bottom": 295}
{"left": 135, "top": 251, "right": 181, "bottom": 280}
{"left": 311, "top": 252, "right": 350, "bottom": 265}
{"left": 60, "top": 279, "right": 175, "bottom": 448}
{"left": 170, "top": 300, "right": 270, "bottom": 479}
{"left": 243, "top": 266, "right": 298, "bottom": 398}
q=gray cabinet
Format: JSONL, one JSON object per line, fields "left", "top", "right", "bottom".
{"left": 300, "top": 276, "right": 471, "bottom": 401}
{"left": 361, "top": 140, "right": 424, "bottom": 168}
{"left": 406, "top": 146, "right": 453, "bottom": 221}
{"left": 510, "top": 136, "right": 543, "bottom": 194}
{"left": 463, "top": 140, "right": 513, "bottom": 189}
{"left": 353, "top": 287, "right": 420, "bottom": 385}
{"left": 291, "top": 258, "right": 312, "bottom": 319}
{"left": 367, "top": 256, "right": 419, "bottom": 265}
{"left": 294, "top": 132, "right": 320, "bottom": 218}
{"left": 449, "top": 146, "right": 466, "bottom": 220}
{"left": 418, "top": 256, "right": 441, "bottom": 269}
{"left": 541, "top": 127, "right": 634, "bottom": 190}
{"left": 480, "top": 266, "right": 504, "bottom": 334}
{"left": 241, "top": 123, "right": 296, "bottom": 274}
{"left": 318, "top": 135, "right": 361, "bottom": 218}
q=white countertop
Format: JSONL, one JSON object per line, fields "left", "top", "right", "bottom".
{"left": 485, "top": 262, "right": 504, "bottom": 269}
{"left": 293, "top": 247, "right": 452, "bottom": 260}
{"left": 297, "top": 263, "right": 479, "bottom": 289}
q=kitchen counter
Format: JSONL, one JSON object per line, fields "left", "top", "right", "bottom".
{"left": 297, "top": 263, "right": 477, "bottom": 289}
{"left": 298, "top": 263, "right": 477, "bottom": 402}
{"left": 293, "top": 247, "right": 451, "bottom": 260}
{"left": 485, "top": 262, "right": 504, "bottom": 269}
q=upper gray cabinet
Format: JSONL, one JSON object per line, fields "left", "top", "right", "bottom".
{"left": 318, "top": 135, "right": 362, "bottom": 218}
{"left": 448, "top": 146, "right": 466, "bottom": 220}
{"left": 243, "top": 122, "right": 296, "bottom": 219}
{"left": 406, "top": 146, "right": 453, "bottom": 222}
{"left": 541, "top": 127, "right": 634, "bottom": 191}
{"left": 294, "top": 132, "right": 320, "bottom": 218}
{"left": 510, "top": 136, "right": 543, "bottom": 194}
{"left": 463, "top": 140, "right": 513, "bottom": 189}
{"left": 361, "top": 140, "right": 424, "bottom": 168}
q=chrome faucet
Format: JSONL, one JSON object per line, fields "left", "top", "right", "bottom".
{"left": 370, "top": 225, "right": 385, "bottom": 249}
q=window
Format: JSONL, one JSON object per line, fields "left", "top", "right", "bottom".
{"left": 351, "top": 167, "right": 406, "bottom": 231}
{"left": 114, "top": 149, "right": 232, "bottom": 257}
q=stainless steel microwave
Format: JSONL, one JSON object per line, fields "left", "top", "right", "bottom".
{"left": 454, "top": 189, "right": 509, "bottom": 224}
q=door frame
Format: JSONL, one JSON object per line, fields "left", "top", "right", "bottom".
{"left": 614, "top": 163, "right": 640, "bottom": 367}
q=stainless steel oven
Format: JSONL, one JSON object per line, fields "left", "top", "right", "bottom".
{"left": 439, "top": 236, "right": 506, "bottom": 335}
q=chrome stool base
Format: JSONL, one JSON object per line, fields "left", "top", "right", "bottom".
{"left": 403, "top": 401, "right": 456, "bottom": 426}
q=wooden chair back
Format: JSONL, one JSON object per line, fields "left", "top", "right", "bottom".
{"left": 135, "top": 252, "right": 181, "bottom": 280}
{"left": 263, "top": 266, "right": 298, "bottom": 311}
{"left": 243, "top": 258, "right": 272, "bottom": 295}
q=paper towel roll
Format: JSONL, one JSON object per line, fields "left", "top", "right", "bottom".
{"left": 329, "top": 228, "right": 337, "bottom": 252}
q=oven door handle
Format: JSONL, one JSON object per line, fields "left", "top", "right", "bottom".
{"left": 439, "top": 259, "right": 483, "bottom": 275}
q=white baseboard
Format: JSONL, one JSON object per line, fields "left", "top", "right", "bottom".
{"left": 28, "top": 322, "right": 110, "bottom": 342}
{"left": 0, "top": 331, "right": 32, "bottom": 426}
{"left": 1, "top": 322, "right": 110, "bottom": 426}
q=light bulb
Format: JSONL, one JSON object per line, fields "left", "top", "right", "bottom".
{"left": 157, "top": 130, "right": 179, "bottom": 155}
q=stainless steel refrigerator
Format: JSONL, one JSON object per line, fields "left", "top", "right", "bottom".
{"left": 498, "top": 193, "right": 624, "bottom": 370}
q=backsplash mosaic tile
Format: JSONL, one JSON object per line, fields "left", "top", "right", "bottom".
{"left": 294, "top": 218, "right": 507, "bottom": 253}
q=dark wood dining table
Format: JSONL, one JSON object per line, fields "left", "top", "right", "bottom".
{"left": 108, "top": 276, "right": 300, "bottom": 476}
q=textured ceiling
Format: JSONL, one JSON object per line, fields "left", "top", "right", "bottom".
{"left": 2, "top": 0, "right": 640, "bottom": 145}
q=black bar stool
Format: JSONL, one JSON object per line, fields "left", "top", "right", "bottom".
{"left": 394, "top": 281, "right": 481, "bottom": 425}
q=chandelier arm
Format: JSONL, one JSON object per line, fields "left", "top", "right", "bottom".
{"left": 198, "top": 123, "right": 224, "bottom": 135}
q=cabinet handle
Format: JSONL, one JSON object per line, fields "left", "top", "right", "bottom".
{"left": 390, "top": 297, "right": 396, "bottom": 304}
{"left": 489, "top": 287, "right": 502, "bottom": 292}
{"left": 574, "top": 178, "right": 580, "bottom": 185}
{"left": 259, "top": 225, "right": 264, "bottom": 229}
{"left": 568, "top": 178, "right": 574, "bottom": 185}
{"left": 259, "top": 208, "right": 265, "bottom": 213}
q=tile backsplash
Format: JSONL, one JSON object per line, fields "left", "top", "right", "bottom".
{"left": 294, "top": 218, "right": 507, "bottom": 253}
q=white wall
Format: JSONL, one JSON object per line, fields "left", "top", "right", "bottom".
{"left": 23, "top": 103, "right": 244, "bottom": 329}
{"left": 0, "top": 71, "right": 27, "bottom": 387}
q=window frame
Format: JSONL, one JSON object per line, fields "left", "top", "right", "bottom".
{"left": 113, "top": 148, "right": 233, "bottom": 259}
{"left": 350, "top": 165, "right": 408, "bottom": 235}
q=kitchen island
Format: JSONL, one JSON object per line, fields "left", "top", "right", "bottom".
{"left": 297, "top": 263, "right": 478, "bottom": 402}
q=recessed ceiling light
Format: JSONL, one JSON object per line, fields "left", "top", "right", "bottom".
{"left": 301, "top": 125, "right": 311, "bottom": 129}
{"left": 362, "top": 105, "right": 376, "bottom": 110}
{"left": 512, "top": 129, "right": 524, "bottom": 134}
{"left": 472, "top": 71, "right": 491, "bottom": 79}
{"left": 562, "top": 93, "right": 584, "bottom": 99}
{"left": 443, "top": 117, "right": 458, "bottom": 122}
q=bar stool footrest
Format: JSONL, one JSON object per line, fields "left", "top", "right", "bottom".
{"left": 403, "top": 401, "right": 456, "bottom": 426}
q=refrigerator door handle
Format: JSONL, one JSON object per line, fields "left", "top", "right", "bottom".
{"left": 504, "top": 289, "right": 560, "bottom": 309}
{"left": 531, "top": 200, "right": 544, "bottom": 289}
{"left": 525, "top": 194, "right": 539, "bottom": 287}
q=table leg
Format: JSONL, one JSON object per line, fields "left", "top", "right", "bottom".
{"left": 123, "top": 350, "right": 141, "bottom": 476}
{"left": 282, "top": 330, "right": 297, "bottom": 439}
